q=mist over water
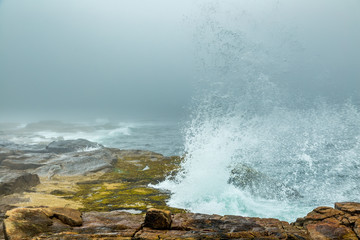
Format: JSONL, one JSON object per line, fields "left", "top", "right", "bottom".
{"left": 1, "top": 0, "right": 360, "bottom": 221}
{"left": 156, "top": 0, "right": 360, "bottom": 221}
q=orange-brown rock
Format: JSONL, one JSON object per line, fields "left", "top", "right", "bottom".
{"left": 46, "top": 207, "right": 83, "bottom": 226}
{"left": 354, "top": 218, "right": 360, "bottom": 239}
{"left": 293, "top": 202, "right": 360, "bottom": 240}
{"left": 3, "top": 208, "right": 69, "bottom": 240}
{"left": 3, "top": 203, "right": 360, "bottom": 239}
{"left": 3, "top": 207, "right": 83, "bottom": 240}
{"left": 2, "top": 207, "right": 310, "bottom": 240}
{"left": 306, "top": 218, "right": 358, "bottom": 240}
{"left": 305, "top": 207, "right": 344, "bottom": 223}
{"left": 77, "top": 211, "right": 144, "bottom": 237}
{"left": 0, "top": 205, "right": 15, "bottom": 240}
{"left": 144, "top": 208, "right": 172, "bottom": 230}
{"left": 335, "top": 202, "right": 360, "bottom": 215}
{"left": 135, "top": 212, "right": 310, "bottom": 239}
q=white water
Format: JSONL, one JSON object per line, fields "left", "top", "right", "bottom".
{"left": 157, "top": 80, "right": 360, "bottom": 222}
{"left": 0, "top": 120, "right": 183, "bottom": 156}
{"left": 156, "top": 0, "right": 360, "bottom": 222}
{"left": 0, "top": 0, "right": 359, "bottom": 222}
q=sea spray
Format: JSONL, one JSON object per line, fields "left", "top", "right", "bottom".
{"left": 155, "top": 0, "right": 360, "bottom": 221}
{"left": 156, "top": 82, "right": 360, "bottom": 221}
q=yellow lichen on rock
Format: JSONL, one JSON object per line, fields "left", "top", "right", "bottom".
{"left": 0, "top": 149, "right": 186, "bottom": 214}
{"left": 12, "top": 192, "right": 83, "bottom": 209}
{"left": 68, "top": 150, "right": 185, "bottom": 213}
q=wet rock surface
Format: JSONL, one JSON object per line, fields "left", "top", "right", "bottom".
{"left": 0, "top": 143, "right": 115, "bottom": 178}
{"left": 229, "top": 163, "right": 302, "bottom": 200}
{"left": 294, "top": 202, "right": 360, "bottom": 239}
{"left": 0, "top": 141, "right": 183, "bottom": 214}
{"left": 0, "top": 140, "right": 359, "bottom": 239}
{"left": 2, "top": 207, "right": 312, "bottom": 239}
{"left": 45, "top": 139, "right": 103, "bottom": 153}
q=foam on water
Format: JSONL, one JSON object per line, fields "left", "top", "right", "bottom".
{"left": 155, "top": 0, "right": 360, "bottom": 221}
{"left": 156, "top": 79, "right": 360, "bottom": 221}
{"left": 0, "top": 120, "right": 183, "bottom": 156}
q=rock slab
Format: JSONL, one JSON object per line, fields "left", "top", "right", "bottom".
{"left": 294, "top": 202, "right": 360, "bottom": 240}
{"left": 0, "top": 169, "right": 40, "bottom": 196}
{"left": 46, "top": 139, "right": 102, "bottom": 153}
{"left": 3, "top": 207, "right": 82, "bottom": 240}
{"left": 3, "top": 207, "right": 311, "bottom": 239}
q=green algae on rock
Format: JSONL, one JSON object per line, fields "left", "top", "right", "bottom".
{"left": 68, "top": 149, "right": 185, "bottom": 213}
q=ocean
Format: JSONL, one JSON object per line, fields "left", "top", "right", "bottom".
{"left": 1, "top": 0, "right": 359, "bottom": 223}
{"left": 1, "top": 99, "right": 360, "bottom": 222}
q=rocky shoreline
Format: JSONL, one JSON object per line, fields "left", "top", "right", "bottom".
{"left": 1, "top": 139, "right": 359, "bottom": 239}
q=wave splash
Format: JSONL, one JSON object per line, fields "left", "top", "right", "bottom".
{"left": 156, "top": 1, "right": 360, "bottom": 221}
{"left": 157, "top": 76, "right": 360, "bottom": 222}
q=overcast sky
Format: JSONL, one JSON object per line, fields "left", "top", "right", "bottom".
{"left": 0, "top": 0, "right": 197, "bottom": 121}
{"left": 0, "top": 0, "right": 359, "bottom": 121}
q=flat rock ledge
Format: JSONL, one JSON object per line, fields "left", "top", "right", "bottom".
{"left": 1, "top": 202, "right": 359, "bottom": 240}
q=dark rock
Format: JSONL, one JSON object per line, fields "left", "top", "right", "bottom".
{"left": 46, "top": 139, "right": 103, "bottom": 153}
{"left": 228, "top": 163, "right": 302, "bottom": 200}
{"left": 0, "top": 168, "right": 40, "bottom": 196}
{"left": 144, "top": 208, "right": 172, "bottom": 230}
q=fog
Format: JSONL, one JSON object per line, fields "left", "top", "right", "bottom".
{"left": 0, "top": 0, "right": 359, "bottom": 122}
{"left": 0, "top": 0, "right": 196, "bottom": 121}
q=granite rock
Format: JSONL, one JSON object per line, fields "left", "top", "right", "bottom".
{"left": 0, "top": 168, "right": 40, "bottom": 196}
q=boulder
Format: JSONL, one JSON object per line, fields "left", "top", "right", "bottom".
{"left": 0, "top": 168, "right": 40, "bottom": 196}
{"left": 144, "top": 208, "right": 172, "bottom": 230}
{"left": 228, "top": 163, "right": 302, "bottom": 200}
{"left": 46, "top": 139, "right": 103, "bottom": 153}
